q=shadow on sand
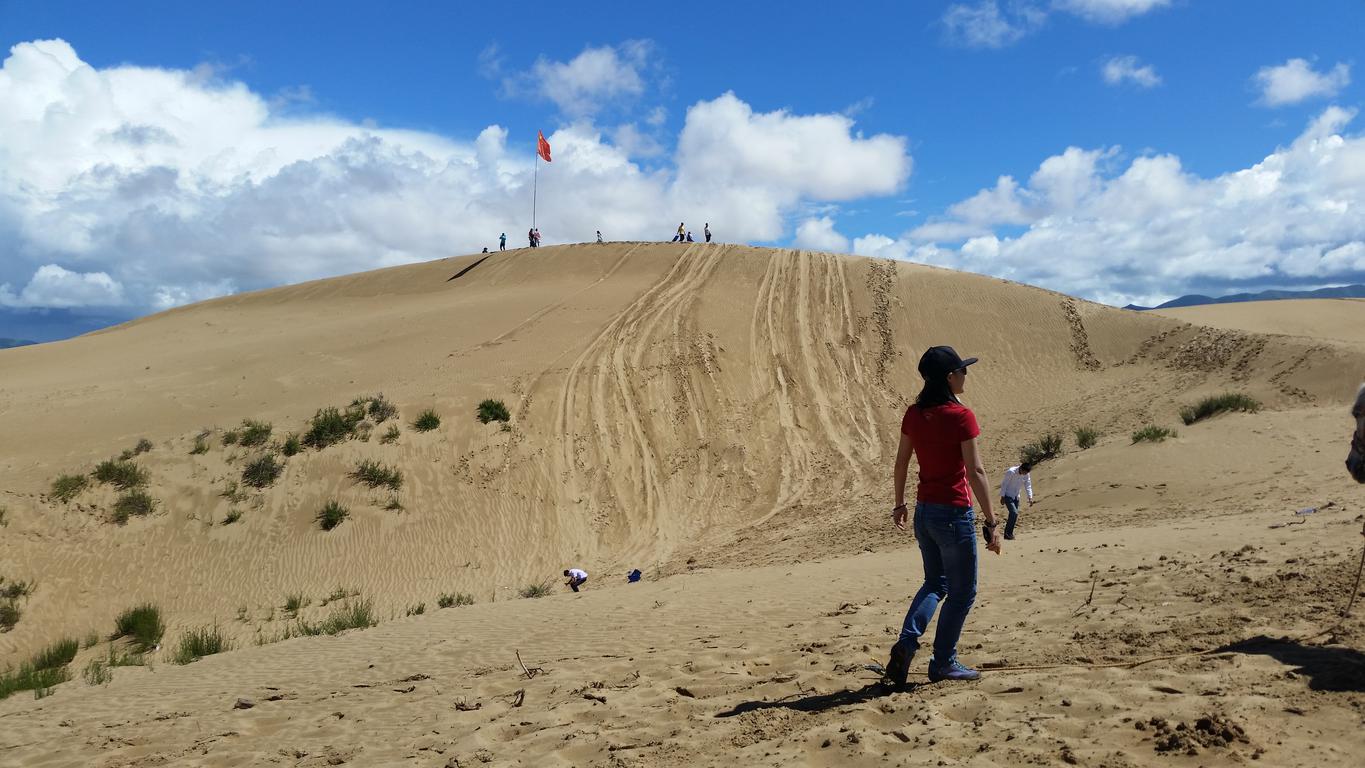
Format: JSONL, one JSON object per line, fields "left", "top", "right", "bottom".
{"left": 1215, "top": 635, "right": 1365, "bottom": 692}
{"left": 714, "top": 682, "right": 908, "bottom": 718}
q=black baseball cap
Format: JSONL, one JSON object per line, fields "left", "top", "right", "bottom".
{"left": 918, "top": 346, "right": 978, "bottom": 379}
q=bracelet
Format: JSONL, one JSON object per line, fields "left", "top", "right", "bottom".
{"left": 892, "top": 503, "right": 907, "bottom": 512}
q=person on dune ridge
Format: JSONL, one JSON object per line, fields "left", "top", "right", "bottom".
{"left": 884, "top": 345, "right": 1002, "bottom": 687}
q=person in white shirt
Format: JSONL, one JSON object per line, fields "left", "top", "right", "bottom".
{"left": 999, "top": 462, "right": 1034, "bottom": 540}
{"left": 563, "top": 568, "right": 588, "bottom": 592}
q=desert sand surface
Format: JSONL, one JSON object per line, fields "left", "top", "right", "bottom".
{"left": 1156, "top": 298, "right": 1365, "bottom": 345}
{"left": 2, "top": 243, "right": 1363, "bottom": 766}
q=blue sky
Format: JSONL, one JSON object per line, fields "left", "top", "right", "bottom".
{"left": 2, "top": 0, "right": 1363, "bottom": 340}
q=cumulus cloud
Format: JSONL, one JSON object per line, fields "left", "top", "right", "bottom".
{"left": 1101, "top": 55, "right": 1161, "bottom": 88}
{"left": 501, "top": 41, "right": 654, "bottom": 117}
{"left": 793, "top": 217, "right": 851, "bottom": 252}
{"left": 1254, "top": 58, "right": 1351, "bottom": 107}
{"left": 0, "top": 40, "right": 911, "bottom": 314}
{"left": 944, "top": 0, "right": 1168, "bottom": 48}
{"left": 849, "top": 108, "right": 1365, "bottom": 307}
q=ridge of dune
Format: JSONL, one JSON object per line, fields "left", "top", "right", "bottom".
{"left": 1155, "top": 298, "right": 1365, "bottom": 346}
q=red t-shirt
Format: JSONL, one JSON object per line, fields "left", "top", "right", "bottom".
{"left": 901, "top": 402, "right": 980, "bottom": 507}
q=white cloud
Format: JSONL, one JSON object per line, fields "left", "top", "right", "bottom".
{"left": 0, "top": 40, "right": 912, "bottom": 312}
{"left": 842, "top": 107, "right": 1365, "bottom": 306}
{"left": 1101, "top": 55, "right": 1161, "bottom": 88}
{"left": 1053, "top": 0, "right": 1169, "bottom": 24}
{"left": 1254, "top": 58, "right": 1351, "bottom": 107}
{"left": 505, "top": 41, "right": 654, "bottom": 117}
{"left": 794, "top": 217, "right": 850, "bottom": 252}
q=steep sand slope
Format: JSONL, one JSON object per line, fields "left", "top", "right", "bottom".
{"left": 1157, "top": 298, "right": 1365, "bottom": 345}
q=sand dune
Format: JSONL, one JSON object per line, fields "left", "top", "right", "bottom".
{"left": 1157, "top": 298, "right": 1365, "bottom": 345}
{"left": 2, "top": 244, "right": 1363, "bottom": 766}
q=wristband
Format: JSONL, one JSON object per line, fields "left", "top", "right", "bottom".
{"left": 892, "top": 503, "right": 907, "bottom": 512}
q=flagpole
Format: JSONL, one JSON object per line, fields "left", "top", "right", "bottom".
{"left": 532, "top": 149, "right": 539, "bottom": 230}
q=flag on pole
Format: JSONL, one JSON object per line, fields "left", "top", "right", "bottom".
{"left": 537, "top": 131, "right": 552, "bottom": 163}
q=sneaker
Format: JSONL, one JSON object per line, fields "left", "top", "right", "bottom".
{"left": 882, "top": 639, "right": 916, "bottom": 687}
{"left": 927, "top": 658, "right": 980, "bottom": 682}
{"left": 1004, "top": 534, "right": 1015, "bottom": 540}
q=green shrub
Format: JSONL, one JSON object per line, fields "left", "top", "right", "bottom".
{"left": 317, "top": 501, "right": 348, "bottom": 531}
{"left": 0, "top": 599, "right": 19, "bottom": 631}
{"left": 172, "top": 626, "right": 231, "bottom": 664}
{"left": 83, "top": 630, "right": 100, "bottom": 648}
{"left": 1, "top": 578, "right": 35, "bottom": 600}
{"left": 281, "top": 433, "right": 302, "bottom": 456}
{"left": 105, "top": 646, "right": 145, "bottom": 667}
{"left": 51, "top": 474, "right": 89, "bottom": 503}
{"left": 83, "top": 658, "right": 111, "bottom": 686}
{"left": 32, "top": 638, "right": 78, "bottom": 670}
{"left": 350, "top": 459, "right": 402, "bottom": 490}
{"left": 1132, "top": 425, "right": 1176, "bottom": 444}
{"left": 241, "top": 453, "right": 283, "bottom": 488}
{"left": 1179, "top": 393, "right": 1261, "bottom": 425}
{"left": 295, "top": 598, "right": 375, "bottom": 636}
{"left": 383, "top": 496, "right": 403, "bottom": 511}
{"left": 0, "top": 664, "right": 69, "bottom": 701}
{"left": 438, "top": 592, "right": 474, "bottom": 608}
{"left": 476, "top": 400, "right": 510, "bottom": 424}
{"left": 367, "top": 395, "right": 398, "bottom": 424}
{"left": 239, "top": 419, "right": 273, "bottom": 447}
{"left": 1075, "top": 426, "right": 1100, "bottom": 450}
{"left": 114, "top": 604, "right": 165, "bottom": 652}
{"left": 93, "top": 459, "right": 147, "bottom": 490}
{"left": 519, "top": 581, "right": 555, "bottom": 599}
{"left": 1019, "top": 432, "right": 1063, "bottom": 466}
{"left": 112, "top": 490, "right": 156, "bottom": 524}
{"left": 405, "top": 603, "right": 425, "bottom": 616}
{"left": 379, "top": 424, "right": 400, "bottom": 444}
{"left": 190, "top": 436, "right": 210, "bottom": 455}
{"left": 303, "top": 407, "right": 364, "bottom": 449}
{"left": 222, "top": 508, "right": 243, "bottom": 525}
{"left": 413, "top": 409, "right": 441, "bottom": 432}
{"left": 222, "top": 430, "right": 240, "bottom": 445}
{"left": 284, "top": 593, "right": 309, "bottom": 616}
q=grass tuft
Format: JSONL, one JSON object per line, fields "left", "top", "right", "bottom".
{"left": 32, "top": 638, "right": 78, "bottom": 670}
{"left": 0, "top": 600, "right": 19, "bottom": 631}
{"left": 222, "top": 430, "right": 240, "bottom": 445}
{"left": 283, "top": 593, "right": 310, "bottom": 617}
{"left": 281, "top": 433, "right": 302, "bottom": 457}
{"left": 383, "top": 496, "right": 403, "bottom": 511}
{"left": 190, "top": 436, "right": 210, "bottom": 455}
{"left": 83, "top": 658, "right": 112, "bottom": 686}
{"left": 0, "top": 638, "right": 79, "bottom": 700}
{"left": 1, "top": 579, "right": 34, "bottom": 600}
{"left": 350, "top": 459, "right": 402, "bottom": 490}
{"left": 241, "top": 453, "right": 283, "bottom": 488}
{"left": 51, "top": 473, "right": 90, "bottom": 503}
{"left": 112, "top": 489, "right": 156, "bottom": 524}
{"left": 114, "top": 604, "right": 165, "bottom": 652}
{"left": 317, "top": 501, "right": 349, "bottom": 531}
{"left": 172, "top": 626, "right": 232, "bottom": 664}
{"left": 405, "top": 603, "right": 425, "bottom": 616}
{"left": 1132, "top": 425, "right": 1176, "bottom": 444}
{"left": 1075, "top": 426, "right": 1100, "bottom": 450}
{"left": 1019, "top": 432, "right": 1063, "bottom": 466}
{"left": 239, "top": 419, "right": 273, "bottom": 447}
{"left": 93, "top": 459, "right": 147, "bottom": 490}
{"left": 413, "top": 409, "right": 441, "bottom": 432}
{"left": 1179, "top": 393, "right": 1261, "bottom": 426}
{"left": 379, "top": 424, "right": 400, "bottom": 444}
{"left": 519, "top": 581, "right": 555, "bottom": 599}
{"left": 367, "top": 395, "right": 398, "bottom": 423}
{"left": 303, "top": 406, "right": 364, "bottom": 450}
{"left": 438, "top": 592, "right": 474, "bottom": 608}
{"left": 476, "top": 399, "right": 510, "bottom": 424}
{"left": 222, "top": 508, "right": 243, "bottom": 525}
{"left": 294, "top": 598, "right": 376, "bottom": 636}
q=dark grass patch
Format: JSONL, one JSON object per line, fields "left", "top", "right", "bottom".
{"left": 31, "top": 637, "right": 78, "bottom": 670}
{"left": 241, "top": 453, "right": 283, "bottom": 489}
{"left": 519, "top": 581, "right": 555, "bottom": 599}
{"left": 82, "top": 658, "right": 111, "bottom": 686}
{"left": 120, "top": 438, "right": 155, "bottom": 460}
{"left": 438, "top": 592, "right": 474, "bottom": 608}
{"left": 294, "top": 598, "right": 376, "bottom": 636}
{"left": 283, "top": 593, "right": 309, "bottom": 617}
{"left": 114, "top": 604, "right": 165, "bottom": 652}
{"left": 281, "top": 433, "right": 302, "bottom": 456}
{"left": 172, "top": 626, "right": 232, "bottom": 664}
{"left": 350, "top": 459, "right": 402, "bottom": 490}
{"left": 190, "top": 436, "right": 210, "bottom": 455}
{"left": 476, "top": 400, "right": 510, "bottom": 425}
{"left": 112, "top": 490, "right": 156, "bottom": 524}
{"left": 383, "top": 496, "right": 403, "bottom": 511}
{"left": 405, "top": 603, "right": 425, "bottom": 616}
{"left": 317, "top": 501, "right": 349, "bottom": 531}
{"left": 303, "top": 406, "right": 365, "bottom": 450}
{"left": 413, "top": 409, "right": 441, "bottom": 432}
{"left": 0, "top": 663, "right": 70, "bottom": 701}
{"left": 83, "top": 631, "right": 100, "bottom": 648}
{"left": 93, "top": 459, "right": 147, "bottom": 490}
{"left": 222, "top": 429, "right": 240, "bottom": 445}
{"left": 319, "top": 586, "right": 359, "bottom": 606}
{"left": 220, "top": 481, "right": 247, "bottom": 503}
{"left": 239, "top": 419, "right": 272, "bottom": 447}
{"left": 379, "top": 424, "right": 400, "bottom": 444}
{"left": 1019, "top": 432, "right": 1063, "bottom": 466}
{"left": 1179, "top": 393, "right": 1261, "bottom": 425}
{"left": 367, "top": 395, "right": 398, "bottom": 424}
{"left": 1132, "top": 425, "right": 1176, "bottom": 444}
{"left": 1, "top": 578, "right": 35, "bottom": 600}
{"left": 1075, "top": 426, "right": 1100, "bottom": 450}
{"left": 51, "top": 474, "right": 89, "bottom": 503}
{"left": 0, "top": 599, "right": 20, "bottom": 632}
{"left": 222, "top": 508, "right": 243, "bottom": 525}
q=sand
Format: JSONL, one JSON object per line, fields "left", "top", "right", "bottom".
{"left": 1157, "top": 298, "right": 1365, "bottom": 346}
{"left": 1, "top": 243, "right": 1363, "bottom": 766}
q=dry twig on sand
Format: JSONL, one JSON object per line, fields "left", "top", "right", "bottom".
{"left": 1072, "top": 571, "right": 1098, "bottom": 616}
{"left": 515, "top": 649, "right": 544, "bottom": 679}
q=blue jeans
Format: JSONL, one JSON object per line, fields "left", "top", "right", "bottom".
{"left": 1002, "top": 496, "right": 1020, "bottom": 538}
{"left": 898, "top": 502, "right": 979, "bottom": 665}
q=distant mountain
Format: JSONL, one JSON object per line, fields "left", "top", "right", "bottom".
{"left": 1125, "top": 284, "right": 1365, "bottom": 311}
{"left": 0, "top": 338, "right": 37, "bottom": 349}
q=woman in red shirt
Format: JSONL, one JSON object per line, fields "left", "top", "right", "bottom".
{"left": 883, "top": 346, "right": 1001, "bottom": 686}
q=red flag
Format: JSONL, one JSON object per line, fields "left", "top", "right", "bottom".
{"left": 537, "top": 131, "right": 552, "bottom": 163}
